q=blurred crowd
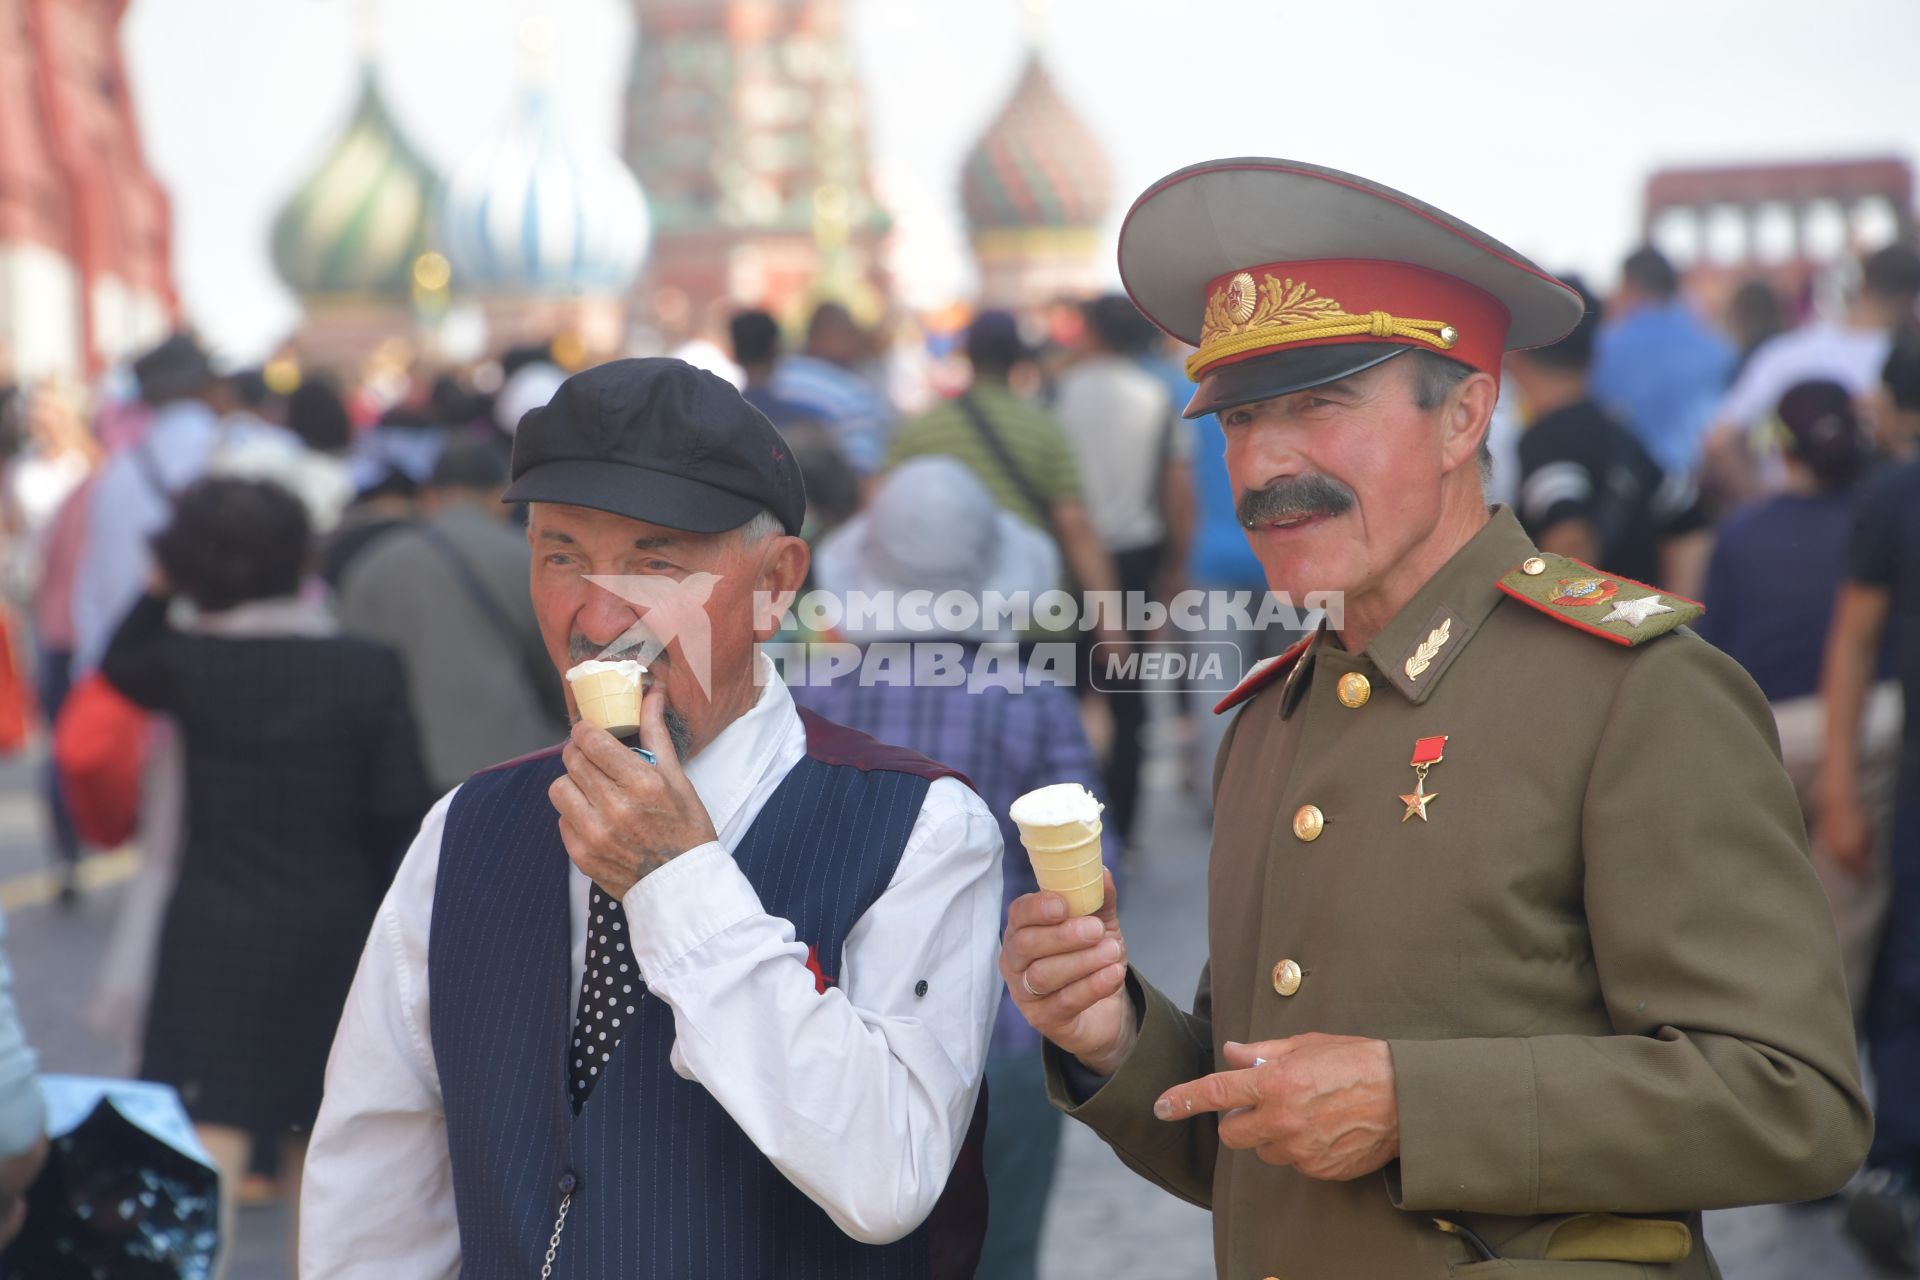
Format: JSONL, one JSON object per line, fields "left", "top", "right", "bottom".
{"left": 0, "top": 235, "right": 1917, "bottom": 1274}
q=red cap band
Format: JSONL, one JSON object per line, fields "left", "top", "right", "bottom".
{"left": 1186, "top": 259, "right": 1511, "bottom": 382}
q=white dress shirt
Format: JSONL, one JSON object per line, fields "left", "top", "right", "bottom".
{"left": 301, "top": 657, "right": 1003, "bottom": 1278}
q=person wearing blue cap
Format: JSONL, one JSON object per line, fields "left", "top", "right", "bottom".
{"left": 304, "top": 358, "right": 1001, "bottom": 1278}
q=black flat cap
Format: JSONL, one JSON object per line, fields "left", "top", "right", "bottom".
{"left": 504, "top": 357, "right": 806, "bottom": 536}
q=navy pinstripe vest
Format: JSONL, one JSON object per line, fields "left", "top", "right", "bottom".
{"left": 429, "top": 708, "right": 987, "bottom": 1279}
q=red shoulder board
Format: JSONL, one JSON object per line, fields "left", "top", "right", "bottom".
{"left": 1212, "top": 635, "right": 1313, "bottom": 716}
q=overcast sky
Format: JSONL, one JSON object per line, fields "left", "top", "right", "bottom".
{"left": 123, "top": 0, "right": 1920, "bottom": 361}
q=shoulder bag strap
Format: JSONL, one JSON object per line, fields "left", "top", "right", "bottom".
{"left": 412, "top": 523, "right": 561, "bottom": 717}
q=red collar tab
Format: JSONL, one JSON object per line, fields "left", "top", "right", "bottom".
{"left": 1212, "top": 635, "right": 1313, "bottom": 716}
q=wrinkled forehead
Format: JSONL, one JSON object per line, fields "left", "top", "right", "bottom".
{"left": 529, "top": 501, "right": 724, "bottom": 554}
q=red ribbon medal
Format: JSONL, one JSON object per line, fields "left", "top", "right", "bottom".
{"left": 1401, "top": 735, "right": 1446, "bottom": 823}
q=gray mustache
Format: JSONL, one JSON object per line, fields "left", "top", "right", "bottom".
{"left": 1237, "top": 475, "right": 1356, "bottom": 527}
{"left": 568, "top": 632, "right": 656, "bottom": 664}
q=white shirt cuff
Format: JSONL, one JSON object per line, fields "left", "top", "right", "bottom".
{"left": 622, "top": 841, "right": 766, "bottom": 977}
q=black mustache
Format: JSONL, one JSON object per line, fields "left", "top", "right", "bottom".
{"left": 1236, "top": 475, "right": 1356, "bottom": 527}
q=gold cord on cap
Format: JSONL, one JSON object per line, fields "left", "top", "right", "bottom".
{"left": 1186, "top": 272, "right": 1459, "bottom": 380}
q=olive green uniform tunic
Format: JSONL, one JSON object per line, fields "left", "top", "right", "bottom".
{"left": 1048, "top": 507, "right": 1871, "bottom": 1279}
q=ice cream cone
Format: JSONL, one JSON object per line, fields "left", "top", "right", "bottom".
{"left": 1009, "top": 784, "right": 1107, "bottom": 917}
{"left": 566, "top": 659, "right": 646, "bottom": 736}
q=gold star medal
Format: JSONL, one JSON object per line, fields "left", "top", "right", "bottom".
{"left": 1400, "top": 735, "right": 1446, "bottom": 822}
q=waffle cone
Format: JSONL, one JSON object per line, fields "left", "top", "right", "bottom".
{"left": 1015, "top": 818, "right": 1106, "bottom": 917}
{"left": 571, "top": 668, "right": 644, "bottom": 736}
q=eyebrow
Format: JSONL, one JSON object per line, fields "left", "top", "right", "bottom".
{"left": 534, "top": 528, "right": 681, "bottom": 551}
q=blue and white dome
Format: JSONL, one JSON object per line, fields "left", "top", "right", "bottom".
{"left": 440, "top": 86, "right": 650, "bottom": 296}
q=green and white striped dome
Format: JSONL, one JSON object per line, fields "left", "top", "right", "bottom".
{"left": 271, "top": 68, "right": 443, "bottom": 299}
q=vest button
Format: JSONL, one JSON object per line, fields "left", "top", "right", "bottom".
{"left": 557, "top": 1171, "right": 579, "bottom": 1195}
{"left": 1291, "top": 805, "right": 1325, "bottom": 842}
{"left": 1335, "top": 672, "right": 1371, "bottom": 708}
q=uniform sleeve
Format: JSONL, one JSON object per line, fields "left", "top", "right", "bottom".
{"left": 622, "top": 775, "right": 1001, "bottom": 1244}
{"left": 1041, "top": 966, "right": 1217, "bottom": 1209}
{"left": 301, "top": 795, "right": 461, "bottom": 1280}
{"left": 1388, "top": 634, "right": 1872, "bottom": 1215}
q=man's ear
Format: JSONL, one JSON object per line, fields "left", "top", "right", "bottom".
{"left": 752, "top": 535, "right": 810, "bottom": 640}
{"left": 1440, "top": 370, "right": 1500, "bottom": 476}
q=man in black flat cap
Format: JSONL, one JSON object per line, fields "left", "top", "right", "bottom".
{"left": 304, "top": 359, "right": 1000, "bottom": 1279}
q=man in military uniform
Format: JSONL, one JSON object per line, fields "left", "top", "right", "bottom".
{"left": 1000, "top": 159, "right": 1871, "bottom": 1278}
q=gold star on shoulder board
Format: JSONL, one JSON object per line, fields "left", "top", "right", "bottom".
{"left": 1399, "top": 775, "right": 1438, "bottom": 823}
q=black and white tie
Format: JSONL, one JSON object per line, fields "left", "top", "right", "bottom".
{"left": 569, "top": 883, "right": 642, "bottom": 1110}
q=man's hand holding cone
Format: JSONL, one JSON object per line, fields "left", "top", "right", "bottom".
{"left": 1000, "top": 868, "right": 1137, "bottom": 1076}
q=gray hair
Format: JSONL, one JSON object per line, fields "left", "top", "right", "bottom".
{"left": 735, "top": 508, "right": 785, "bottom": 544}
{"left": 1407, "top": 351, "right": 1492, "bottom": 487}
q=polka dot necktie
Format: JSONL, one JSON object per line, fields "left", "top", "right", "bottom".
{"left": 570, "top": 884, "right": 642, "bottom": 1111}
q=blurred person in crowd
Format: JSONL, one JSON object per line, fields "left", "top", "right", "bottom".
{"left": 730, "top": 306, "right": 891, "bottom": 480}
{"left": 1053, "top": 294, "right": 1195, "bottom": 848}
{"left": 319, "top": 466, "right": 418, "bottom": 590}
{"left": 1820, "top": 343, "right": 1920, "bottom": 1272}
{"left": 1708, "top": 245, "right": 1920, "bottom": 503}
{"left": 773, "top": 301, "right": 896, "bottom": 475}
{"left": 1589, "top": 245, "right": 1735, "bottom": 479}
{"left": 877, "top": 308, "right": 939, "bottom": 418}
{"left": 651, "top": 289, "right": 745, "bottom": 387}
{"left": 0, "top": 343, "right": 17, "bottom": 451}
{"left": 731, "top": 309, "right": 864, "bottom": 521}
{"left": 731, "top": 309, "right": 819, "bottom": 428}
{"left": 312, "top": 373, "right": 427, "bottom": 590}
{"left": 1698, "top": 381, "right": 1894, "bottom": 1021}
{"left": 490, "top": 356, "right": 566, "bottom": 442}
{"left": 1725, "top": 277, "right": 1788, "bottom": 380}
{"left": 209, "top": 369, "right": 354, "bottom": 536}
{"left": 347, "top": 403, "right": 449, "bottom": 498}
{"left": 71, "top": 333, "right": 224, "bottom": 671}
{"left": 1135, "top": 334, "right": 1304, "bottom": 806}
{"left": 1870, "top": 328, "right": 1920, "bottom": 461}
{"left": 1505, "top": 276, "right": 1711, "bottom": 595}
{"left": 73, "top": 335, "right": 248, "bottom": 1054}
{"left": 100, "top": 477, "right": 430, "bottom": 1268}
{"left": 4, "top": 380, "right": 97, "bottom": 559}
{"left": 304, "top": 359, "right": 997, "bottom": 1275}
{"left": 796, "top": 455, "right": 1095, "bottom": 1280}
{"left": 889, "top": 310, "right": 1121, "bottom": 624}
{"left": 287, "top": 375, "right": 354, "bottom": 457}
{"left": 2, "top": 382, "right": 100, "bottom": 903}
{"left": 338, "top": 439, "right": 566, "bottom": 795}
{"left": 0, "top": 909, "right": 47, "bottom": 1248}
